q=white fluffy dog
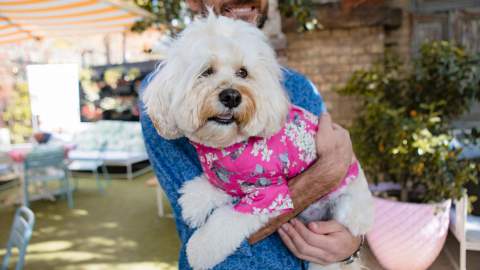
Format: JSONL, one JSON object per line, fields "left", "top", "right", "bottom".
{"left": 143, "top": 13, "right": 373, "bottom": 270}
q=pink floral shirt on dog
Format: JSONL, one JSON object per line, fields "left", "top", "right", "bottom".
{"left": 193, "top": 105, "right": 357, "bottom": 215}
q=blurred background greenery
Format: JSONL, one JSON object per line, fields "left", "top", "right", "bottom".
{"left": 339, "top": 41, "right": 480, "bottom": 203}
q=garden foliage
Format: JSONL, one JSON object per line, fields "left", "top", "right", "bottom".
{"left": 339, "top": 41, "right": 480, "bottom": 203}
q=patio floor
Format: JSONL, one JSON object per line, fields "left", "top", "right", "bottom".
{"left": 0, "top": 174, "right": 479, "bottom": 270}
{"left": 0, "top": 174, "right": 179, "bottom": 270}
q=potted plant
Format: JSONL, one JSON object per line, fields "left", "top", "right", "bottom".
{"left": 339, "top": 41, "right": 479, "bottom": 270}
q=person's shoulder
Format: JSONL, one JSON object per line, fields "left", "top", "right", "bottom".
{"left": 281, "top": 67, "right": 309, "bottom": 85}
{"left": 140, "top": 62, "right": 163, "bottom": 95}
{"left": 281, "top": 67, "right": 325, "bottom": 116}
{"left": 281, "top": 67, "right": 320, "bottom": 97}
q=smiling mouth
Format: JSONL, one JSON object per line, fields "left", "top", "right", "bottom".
{"left": 222, "top": 5, "right": 259, "bottom": 22}
{"left": 208, "top": 111, "right": 235, "bottom": 125}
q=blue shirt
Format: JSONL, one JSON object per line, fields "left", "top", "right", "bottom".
{"left": 140, "top": 68, "right": 325, "bottom": 270}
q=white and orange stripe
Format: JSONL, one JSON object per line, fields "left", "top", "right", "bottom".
{"left": 0, "top": 0, "right": 152, "bottom": 45}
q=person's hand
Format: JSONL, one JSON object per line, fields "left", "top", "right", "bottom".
{"left": 248, "top": 113, "right": 355, "bottom": 244}
{"left": 278, "top": 219, "right": 361, "bottom": 265}
{"left": 288, "top": 112, "right": 354, "bottom": 210}
{"left": 313, "top": 113, "right": 354, "bottom": 184}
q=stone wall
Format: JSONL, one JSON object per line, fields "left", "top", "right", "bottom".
{"left": 385, "top": 0, "right": 412, "bottom": 59}
{"left": 285, "top": 27, "right": 385, "bottom": 126}
{"left": 282, "top": 0, "right": 410, "bottom": 126}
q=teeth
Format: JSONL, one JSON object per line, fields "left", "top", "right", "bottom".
{"left": 216, "top": 112, "right": 234, "bottom": 120}
{"left": 232, "top": 8, "right": 251, "bottom": 12}
{"left": 229, "top": 7, "right": 256, "bottom": 15}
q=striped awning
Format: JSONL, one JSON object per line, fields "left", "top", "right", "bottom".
{"left": 0, "top": 0, "right": 152, "bottom": 45}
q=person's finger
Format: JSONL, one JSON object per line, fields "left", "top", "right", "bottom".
{"left": 315, "top": 114, "right": 335, "bottom": 153}
{"left": 282, "top": 222, "right": 332, "bottom": 260}
{"left": 333, "top": 126, "right": 350, "bottom": 142}
{"left": 278, "top": 227, "right": 301, "bottom": 256}
{"left": 331, "top": 122, "right": 343, "bottom": 130}
{"left": 317, "top": 113, "right": 333, "bottom": 132}
{"left": 278, "top": 228, "right": 328, "bottom": 265}
{"left": 308, "top": 220, "right": 345, "bottom": 235}
{"left": 290, "top": 219, "right": 330, "bottom": 249}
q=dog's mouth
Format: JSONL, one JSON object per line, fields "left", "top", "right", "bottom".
{"left": 208, "top": 111, "right": 235, "bottom": 125}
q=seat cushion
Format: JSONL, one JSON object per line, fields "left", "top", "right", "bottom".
{"left": 68, "top": 160, "right": 103, "bottom": 171}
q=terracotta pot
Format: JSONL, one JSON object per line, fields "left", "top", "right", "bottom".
{"left": 367, "top": 197, "right": 451, "bottom": 270}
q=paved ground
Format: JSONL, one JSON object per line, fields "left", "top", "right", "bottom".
{"left": 0, "top": 174, "right": 478, "bottom": 269}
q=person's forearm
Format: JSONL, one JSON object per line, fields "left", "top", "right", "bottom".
{"left": 289, "top": 157, "right": 347, "bottom": 208}
{"left": 248, "top": 158, "right": 348, "bottom": 244}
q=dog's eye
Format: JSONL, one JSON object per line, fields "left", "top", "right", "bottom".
{"left": 201, "top": 67, "right": 215, "bottom": 77}
{"left": 236, "top": 67, "right": 248, "bottom": 79}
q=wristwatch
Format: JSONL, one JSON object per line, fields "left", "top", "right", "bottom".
{"left": 340, "top": 235, "right": 365, "bottom": 265}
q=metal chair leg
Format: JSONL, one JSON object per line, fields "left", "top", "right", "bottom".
{"left": 70, "top": 170, "right": 79, "bottom": 191}
{"left": 15, "top": 245, "right": 28, "bottom": 270}
{"left": 127, "top": 164, "right": 133, "bottom": 180}
{"left": 94, "top": 168, "right": 104, "bottom": 193}
{"left": 23, "top": 176, "right": 29, "bottom": 208}
{"left": 460, "top": 242, "right": 467, "bottom": 270}
{"left": 2, "top": 237, "right": 13, "bottom": 270}
{"left": 64, "top": 170, "right": 74, "bottom": 208}
{"left": 156, "top": 186, "right": 165, "bottom": 217}
{"left": 101, "top": 163, "right": 110, "bottom": 184}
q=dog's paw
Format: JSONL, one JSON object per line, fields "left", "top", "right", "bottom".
{"left": 179, "top": 193, "right": 209, "bottom": 229}
{"left": 186, "top": 230, "right": 213, "bottom": 270}
{"left": 186, "top": 227, "right": 234, "bottom": 270}
{"left": 179, "top": 176, "right": 231, "bottom": 229}
{"left": 186, "top": 206, "right": 269, "bottom": 269}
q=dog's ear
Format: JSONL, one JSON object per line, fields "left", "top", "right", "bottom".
{"left": 142, "top": 63, "right": 183, "bottom": 139}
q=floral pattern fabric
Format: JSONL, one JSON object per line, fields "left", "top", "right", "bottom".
{"left": 192, "top": 105, "right": 318, "bottom": 215}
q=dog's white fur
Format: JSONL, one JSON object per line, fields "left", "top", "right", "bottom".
{"left": 144, "top": 13, "right": 373, "bottom": 270}
{"left": 143, "top": 13, "right": 289, "bottom": 148}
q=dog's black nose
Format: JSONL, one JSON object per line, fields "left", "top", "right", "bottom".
{"left": 219, "top": 88, "right": 242, "bottom": 108}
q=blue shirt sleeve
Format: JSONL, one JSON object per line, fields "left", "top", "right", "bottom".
{"left": 282, "top": 68, "right": 326, "bottom": 115}
{"left": 139, "top": 71, "right": 201, "bottom": 242}
{"left": 139, "top": 67, "right": 323, "bottom": 270}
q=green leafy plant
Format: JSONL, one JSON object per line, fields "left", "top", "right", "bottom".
{"left": 2, "top": 81, "right": 32, "bottom": 144}
{"left": 131, "top": 0, "right": 188, "bottom": 34}
{"left": 278, "top": 0, "right": 318, "bottom": 31}
{"left": 339, "top": 41, "right": 480, "bottom": 203}
{"left": 132, "top": 0, "right": 318, "bottom": 33}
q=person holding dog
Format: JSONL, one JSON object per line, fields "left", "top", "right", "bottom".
{"left": 140, "top": 0, "right": 362, "bottom": 269}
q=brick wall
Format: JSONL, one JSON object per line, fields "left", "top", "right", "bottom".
{"left": 285, "top": 27, "right": 385, "bottom": 126}
{"left": 385, "top": 0, "right": 412, "bottom": 59}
